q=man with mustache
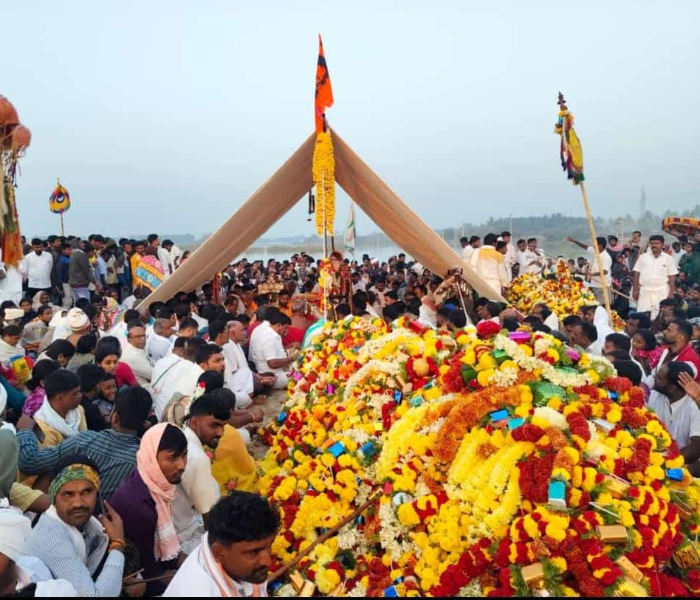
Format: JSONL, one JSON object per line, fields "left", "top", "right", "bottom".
{"left": 22, "top": 460, "right": 126, "bottom": 597}
{"left": 164, "top": 491, "right": 280, "bottom": 597}
{"left": 172, "top": 393, "right": 232, "bottom": 554}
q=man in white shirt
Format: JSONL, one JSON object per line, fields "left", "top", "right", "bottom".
{"left": 151, "top": 337, "right": 196, "bottom": 420}
{"left": 633, "top": 235, "right": 679, "bottom": 319}
{"left": 571, "top": 322, "right": 601, "bottom": 355}
{"left": 249, "top": 313, "right": 296, "bottom": 390}
{"left": 470, "top": 233, "right": 508, "bottom": 297}
{"left": 520, "top": 238, "right": 546, "bottom": 275}
{"left": 147, "top": 318, "right": 175, "bottom": 364}
{"left": 24, "top": 238, "right": 54, "bottom": 297}
{"left": 121, "top": 322, "right": 153, "bottom": 386}
{"left": 498, "top": 231, "right": 517, "bottom": 275}
{"left": 162, "top": 240, "right": 182, "bottom": 272}
{"left": 223, "top": 320, "right": 274, "bottom": 409}
{"left": 172, "top": 343, "right": 226, "bottom": 400}
{"left": 172, "top": 394, "right": 227, "bottom": 555}
{"left": 461, "top": 235, "right": 481, "bottom": 262}
{"left": 648, "top": 362, "right": 700, "bottom": 464}
{"left": 164, "top": 493, "right": 278, "bottom": 598}
{"left": 567, "top": 236, "right": 612, "bottom": 305}
{"left": 0, "top": 249, "right": 25, "bottom": 306}
{"left": 531, "top": 303, "right": 559, "bottom": 331}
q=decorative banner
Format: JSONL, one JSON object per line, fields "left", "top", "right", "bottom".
{"left": 134, "top": 255, "right": 165, "bottom": 292}
{"left": 49, "top": 179, "right": 71, "bottom": 214}
{"left": 344, "top": 202, "right": 356, "bottom": 257}
{"left": 554, "top": 92, "right": 584, "bottom": 185}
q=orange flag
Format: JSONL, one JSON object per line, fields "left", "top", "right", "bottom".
{"left": 315, "top": 35, "right": 334, "bottom": 133}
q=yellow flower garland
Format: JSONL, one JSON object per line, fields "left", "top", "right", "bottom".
{"left": 312, "top": 130, "right": 336, "bottom": 235}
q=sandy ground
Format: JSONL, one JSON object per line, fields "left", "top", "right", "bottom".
{"left": 249, "top": 389, "right": 286, "bottom": 460}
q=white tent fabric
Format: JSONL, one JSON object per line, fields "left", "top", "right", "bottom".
{"left": 141, "top": 131, "right": 504, "bottom": 310}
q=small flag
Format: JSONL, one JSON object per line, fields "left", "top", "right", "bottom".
{"left": 315, "top": 35, "right": 334, "bottom": 133}
{"left": 344, "top": 203, "right": 356, "bottom": 257}
{"left": 49, "top": 179, "right": 71, "bottom": 214}
{"left": 554, "top": 92, "right": 584, "bottom": 185}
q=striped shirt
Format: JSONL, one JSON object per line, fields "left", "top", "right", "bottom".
{"left": 17, "top": 429, "right": 140, "bottom": 501}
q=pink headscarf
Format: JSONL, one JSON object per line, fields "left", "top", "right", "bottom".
{"left": 136, "top": 423, "right": 181, "bottom": 562}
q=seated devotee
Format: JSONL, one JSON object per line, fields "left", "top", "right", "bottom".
{"left": 169, "top": 343, "right": 226, "bottom": 401}
{"left": 17, "top": 387, "right": 153, "bottom": 501}
{"left": 447, "top": 309, "right": 467, "bottom": 333}
{"left": 21, "top": 359, "right": 60, "bottom": 418}
{"left": 648, "top": 362, "right": 700, "bottom": 472}
{"left": 173, "top": 393, "right": 231, "bottom": 554}
{"left": 109, "top": 309, "right": 140, "bottom": 341}
{"left": 121, "top": 321, "right": 153, "bottom": 386}
{"left": 207, "top": 389, "right": 260, "bottom": 495}
{"left": 625, "top": 311, "right": 652, "bottom": 337}
{"left": 223, "top": 320, "right": 273, "bottom": 409}
{"left": 151, "top": 337, "right": 200, "bottom": 420}
{"left": 531, "top": 303, "right": 559, "bottom": 331}
{"left": 249, "top": 312, "right": 297, "bottom": 389}
{"left": 34, "top": 340, "right": 75, "bottom": 372}
{"left": 477, "top": 301, "right": 502, "bottom": 325}
{"left": 64, "top": 308, "right": 92, "bottom": 349}
{"left": 66, "top": 332, "right": 97, "bottom": 373}
{"left": 31, "top": 370, "right": 85, "bottom": 451}
{"left": 612, "top": 359, "right": 643, "bottom": 387}
{"left": 1, "top": 430, "right": 50, "bottom": 518}
{"left": 163, "top": 491, "right": 281, "bottom": 598}
{"left": 109, "top": 423, "right": 187, "bottom": 596}
{"left": 95, "top": 337, "right": 140, "bottom": 388}
{"left": 631, "top": 329, "right": 662, "bottom": 377}
{"left": 92, "top": 372, "right": 118, "bottom": 428}
{"left": 22, "top": 460, "right": 126, "bottom": 597}
{"left": 654, "top": 319, "right": 700, "bottom": 380}
{"left": 77, "top": 364, "right": 110, "bottom": 431}
{"left": 0, "top": 507, "right": 77, "bottom": 597}
{"left": 570, "top": 322, "right": 599, "bottom": 354}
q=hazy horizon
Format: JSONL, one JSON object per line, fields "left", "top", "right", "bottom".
{"left": 4, "top": 0, "right": 699, "bottom": 240}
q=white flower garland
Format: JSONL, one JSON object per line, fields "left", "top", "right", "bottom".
{"left": 342, "top": 360, "right": 403, "bottom": 403}
{"left": 493, "top": 335, "right": 614, "bottom": 388}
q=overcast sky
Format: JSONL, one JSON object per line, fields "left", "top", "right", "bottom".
{"left": 3, "top": 0, "right": 699, "bottom": 240}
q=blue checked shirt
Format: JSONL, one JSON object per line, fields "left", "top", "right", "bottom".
{"left": 17, "top": 428, "right": 140, "bottom": 501}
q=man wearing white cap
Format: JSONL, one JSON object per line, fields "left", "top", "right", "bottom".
{"left": 2, "top": 308, "right": 25, "bottom": 328}
{"left": 66, "top": 308, "right": 92, "bottom": 349}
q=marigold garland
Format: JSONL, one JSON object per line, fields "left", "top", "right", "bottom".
{"left": 312, "top": 130, "right": 335, "bottom": 235}
{"left": 260, "top": 317, "right": 700, "bottom": 597}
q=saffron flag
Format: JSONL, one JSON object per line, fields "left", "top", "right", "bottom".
{"left": 49, "top": 179, "right": 71, "bottom": 214}
{"left": 315, "top": 35, "right": 334, "bottom": 133}
{"left": 344, "top": 202, "right": 356, "bottom": 258}
{"left": 554, "top": 92, "right": 584, "bottom": 185}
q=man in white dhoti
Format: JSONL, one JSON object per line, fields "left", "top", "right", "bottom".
{"left": 633, "top": 235, "right": 678, "bottom": 319}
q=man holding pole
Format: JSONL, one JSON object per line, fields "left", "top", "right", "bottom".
{"left": 633, "top": 234, "right": 678, "bottom": 319}
{"left": 567, "top": 236, "right": 612, "bottom": 305}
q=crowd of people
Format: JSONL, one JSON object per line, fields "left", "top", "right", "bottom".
{"left": 1, "top": 227, "right": 700, "bottom": 597}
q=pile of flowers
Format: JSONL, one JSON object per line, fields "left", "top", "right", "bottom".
{"left": 507, "top": 260, "right": 597, "bottom": 318}
{"left": 260, "top": 316, "right": 700, "bottom": 597}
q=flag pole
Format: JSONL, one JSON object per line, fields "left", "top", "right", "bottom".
{"left": 59, "top": 212, "right": 65, "bottom": 236}
{"left": 557, "top": 93, "right": 612, "bottom": 322}
{"left": 579, "top": 182, "right": 613, "bottom": 321}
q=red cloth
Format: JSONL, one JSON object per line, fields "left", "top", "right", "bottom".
{"left": 283, "top": 327, "right": 305, "bottom": 348}
{"left": 116, "top": 361, "right": 140, "bottom": 388}
{"left": 247, "top": 320, "right": 262, "bottom": 339}
{"left": 660, "top": 344, "right": 700, "bottom": 381}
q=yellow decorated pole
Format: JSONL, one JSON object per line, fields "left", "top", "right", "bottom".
{"left": 49, "top": 178, "right": 71, "bottom": 236}
{"left": 555, "top": 93, "right": 612, "bottom": 322}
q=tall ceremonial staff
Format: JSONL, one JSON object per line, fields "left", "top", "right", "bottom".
{"left": 555, "top": 93, "right": 613, "bottom": 322}
{"left": 313, "top": 35, "right": 336, "bottom": 320}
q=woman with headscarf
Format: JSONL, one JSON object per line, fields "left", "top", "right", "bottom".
{"left": 109, "top": 423, "right": 187, "bottom": 595}
{"left": 21, "top": 359, "right": 61, "bottom": 417}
